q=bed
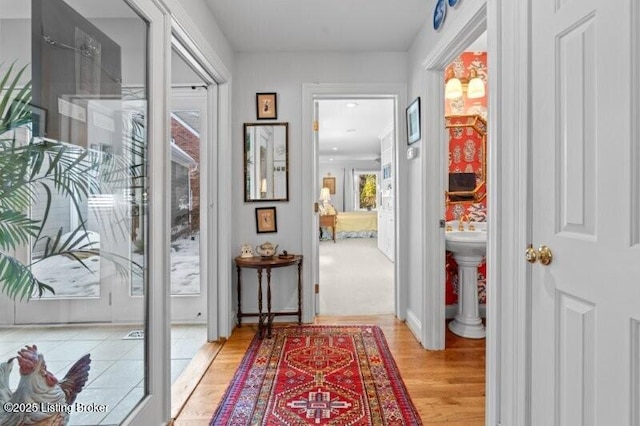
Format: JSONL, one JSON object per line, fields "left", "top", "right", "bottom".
{"left": 335, "top": 211, "right": 378, "bottom": 239}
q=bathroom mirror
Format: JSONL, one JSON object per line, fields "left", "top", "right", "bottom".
{"left": 445, "top": 114, "right": 487, "bottom": 203}
{"left": 244, "top": 122, "right": 289, "bottom": 202}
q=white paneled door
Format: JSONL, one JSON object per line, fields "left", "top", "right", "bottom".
{"left": 531, "top": 0, "right": 640, "bottom": 424}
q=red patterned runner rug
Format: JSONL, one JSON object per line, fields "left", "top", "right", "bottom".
{"left": 210, "top": 325, "right": 422, "bottom": 425}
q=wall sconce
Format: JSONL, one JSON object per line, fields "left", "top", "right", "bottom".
{"left": 444, "top": 68, "right": 485, "bottom": 100}
{"left": 260, "top": 178, "right": 267, "bottom": 195}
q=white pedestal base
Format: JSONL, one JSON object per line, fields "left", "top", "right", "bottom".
{"left": 447, "top": 253, "right": 486, "bottom": 339}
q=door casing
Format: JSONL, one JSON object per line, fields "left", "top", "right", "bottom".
{"left": 302, "top": 84, "right": 408, "bottom": 324}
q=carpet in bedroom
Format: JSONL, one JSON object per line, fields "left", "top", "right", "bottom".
{"left": 319, "top": 238, "right": 393, "bottom": 315}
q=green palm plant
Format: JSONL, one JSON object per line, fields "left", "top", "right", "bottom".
{"left": 0, "top": 63, "right": 145, "bottom": 301}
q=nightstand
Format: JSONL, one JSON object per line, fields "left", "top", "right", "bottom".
{"left": 319, "top": 214, "right": 337, "bottom": 243}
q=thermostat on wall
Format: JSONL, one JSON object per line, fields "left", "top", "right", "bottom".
{"left": 407, "top": 146, "right": 418, "bottom": 160}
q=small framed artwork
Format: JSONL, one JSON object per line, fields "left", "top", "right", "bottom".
{"left": 256, "top": 92, "right": 277, "bottom": 120}
{"left": 322, "top": 177, "right": 336, "bottom": 194}
{"left": 406, "top": 97, "right": 421, "bottom": 145}
{"left": 255, "top": 206, "right": 277, "bottom": 233}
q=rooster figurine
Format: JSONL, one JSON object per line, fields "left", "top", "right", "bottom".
{"left": 0, "top": 345, "right": 91, "bottom": 426}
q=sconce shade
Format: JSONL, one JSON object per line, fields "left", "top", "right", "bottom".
{"left": 319, "top": 187, "right": 331, "bottom": 202}
{"left": 467, "top": 77, "right": 485, "bottom": 99}
{"left": 260, "top": 178, "right": 267, "bottom": 193}
{"left": 445, "top": 77, "right": 463, "bottom": 99}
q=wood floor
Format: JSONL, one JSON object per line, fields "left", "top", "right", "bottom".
{"left": 172, "top": 315, "right": 485, "bottom": 425}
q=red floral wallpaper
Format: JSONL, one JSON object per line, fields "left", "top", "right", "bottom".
{"left": 445, "top": 52, "right": 488, "bottom": 306}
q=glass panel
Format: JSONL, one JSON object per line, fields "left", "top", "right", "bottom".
{"left": 0, "top": 0, "right": 149, "bottom": 424}
{"left": 170, "top": 109, "right": 201, "bottom": 296}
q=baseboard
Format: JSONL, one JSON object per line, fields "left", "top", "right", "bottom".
{"left": 446, "top": 304, "right": 486, "bottom": 319}
{"left": 404, "top": 308, "right": 422, "bottom": 344}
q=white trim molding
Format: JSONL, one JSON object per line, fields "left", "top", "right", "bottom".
{"left": 488, "top": 0, "right": 532, "bottom": 425}
{"left": 301, "top": 83, "right": 407, "bottom": 324}
{"left": 420, "top": 2, "right": 487, "bottom": 350}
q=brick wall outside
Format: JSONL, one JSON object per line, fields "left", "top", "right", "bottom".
{"left": 171, "top": 117, "right": 200, "bottom": 232}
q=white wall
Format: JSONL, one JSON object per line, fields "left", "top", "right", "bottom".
{"left": 319, "top": 160, "right": 379, "bottom": 212}
{"left": 168, "top": 0, "right": 234, "bottom": 74}
{"left": 404, "top": 0, "right": 487, "bottom": 345}
{"left": 232, "top": 51, "right": 407, "bottom": 318}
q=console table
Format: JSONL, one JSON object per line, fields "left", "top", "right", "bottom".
{"left": 234, "top": 255, "right": 303, "bottom": 338}
{"left": 319, "top": 214, "right": 337, "bottom": 243}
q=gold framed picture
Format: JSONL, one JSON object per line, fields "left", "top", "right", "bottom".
{"left": 322, "top": 177, "right": 336, "bottom": 194}
{"left": 255, "top": 206, "right": 277, "bottom": 233}
{"left": 256, "top": 92, "right": 277, "bottom": 120}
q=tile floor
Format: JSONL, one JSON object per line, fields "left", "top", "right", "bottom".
{"left": 0, "top": 323, "right": 206, "bottom": 425}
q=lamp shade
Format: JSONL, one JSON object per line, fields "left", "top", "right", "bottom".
{"left": 260, "top": 178, "right": 267, "bottom": 193}
{"left": 319, "top": 187, "right": 331, "bottom": 202}
{"left": 467, "top": 77, "right": 486, "bottom": 99}
{"left": 444, "top": 77, "right": 463, "bottom": 99}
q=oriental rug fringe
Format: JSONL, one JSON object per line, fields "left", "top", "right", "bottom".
{"left": 210, "top": 325, "right": 422, "bottom": 425}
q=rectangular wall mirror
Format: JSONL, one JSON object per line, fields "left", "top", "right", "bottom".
{"left": 244, "top": 122, "right": 289, "bottom": 202}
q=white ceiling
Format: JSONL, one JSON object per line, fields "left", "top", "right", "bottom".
{"left": 318, "top": 99, "right": 394, "bottom": 162}
{"left": 205, "top": 0, "right": 428, "bottom": 52}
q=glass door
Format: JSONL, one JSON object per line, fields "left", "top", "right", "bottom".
{"left": 0, "top": 0, "right": 161, "bottom": 423}
{"left": 8, "top": 0, "right": 150, "bottom": 325}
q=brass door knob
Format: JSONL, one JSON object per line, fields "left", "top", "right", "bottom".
{"left": 525, "top": 244, "right": 553, "bottom": 265}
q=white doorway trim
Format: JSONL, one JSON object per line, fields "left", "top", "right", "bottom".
{"left": 420, "top": 0, "right": 487, "bottom": 350}
{"left": 302, "top": 83, "right": 407, "bottom": 323}
{"left": 169, "top": 7, "right": 233, "bottom": 341}
{"left": 419, "top": 1, "right": 532, "bottom": 425}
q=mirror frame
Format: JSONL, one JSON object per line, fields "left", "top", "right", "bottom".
{"left": 445, "top": 114, "right": 487, "bottom": 204}
{"left": 243, "top": 122, "right": 289, "bottom": 202}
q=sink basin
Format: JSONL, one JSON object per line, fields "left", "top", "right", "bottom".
{"left": 445, "top": 230, "right": 486, "bottom": 256}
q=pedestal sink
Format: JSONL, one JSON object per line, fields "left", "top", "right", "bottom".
{"left": 446, "top": 228, "right": 487, "bottom": 339}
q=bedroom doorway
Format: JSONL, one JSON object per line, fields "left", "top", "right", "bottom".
{"left": 316, "top": 98, "right": 396, "bottom": 316}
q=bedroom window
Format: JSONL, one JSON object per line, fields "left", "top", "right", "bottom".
{"left": 355, "top": 172, "right": 378, "bottom": 211}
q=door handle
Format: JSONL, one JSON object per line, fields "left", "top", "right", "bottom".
{"left": 525, "top": 244, "right": 553, "bottom": 265}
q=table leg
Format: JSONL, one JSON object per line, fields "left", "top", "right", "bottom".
{"left": 297, "top": 260, "right": 303, "bottom": 324}
{"left": 332, "top": 224, "right": 336, "bottom": 243}
{"left": 236, "top": 265, "right": 242, "bottom": 327}
{"left": 257, "top": 268, "right": 264, "bottom": 338}
{"left": 266, "top": 268, "right": 273, "bottom": 338}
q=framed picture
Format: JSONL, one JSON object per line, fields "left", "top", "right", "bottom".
{"left": 322, "top": 177, "right": 336, "bottom": 194}
{"left": 255, "top": 206, "right": 277, "bottom": 233}
{"left": 256, "top": 92, "right": 277, "bottom": 120}
{"left": 10, "top": 100, "right": 47, "bottom": 137}
{"left": 406, "top": 97, "right": 421, "bottom": 145}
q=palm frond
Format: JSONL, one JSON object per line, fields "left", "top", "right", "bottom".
{"left": 0, "top": 252, "right": 54, "bottom": 300}
{"left": 0, "top": 211, "right": 39, "bottom": 251}
{"left": 0, "top": 63, "right": 32, "bottom": 134}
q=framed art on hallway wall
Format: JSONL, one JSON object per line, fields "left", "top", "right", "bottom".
{"left": 406, "top": 97, "right": 421, "bottom": 144}
{"left": 255, "top": 206, "right": 277, "bottom": 233}
{"left": 256, "top": 92, "right": 277, "bottom": 120}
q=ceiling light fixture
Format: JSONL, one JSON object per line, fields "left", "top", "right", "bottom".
{"left": 444, "top": 67, "right": 485, "bottom": 100}
{"left": 345, "top": 102, "right": 358, "bottom": 108}
{"left": 332, "top": 147, "right": 339, "bottom": 150}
